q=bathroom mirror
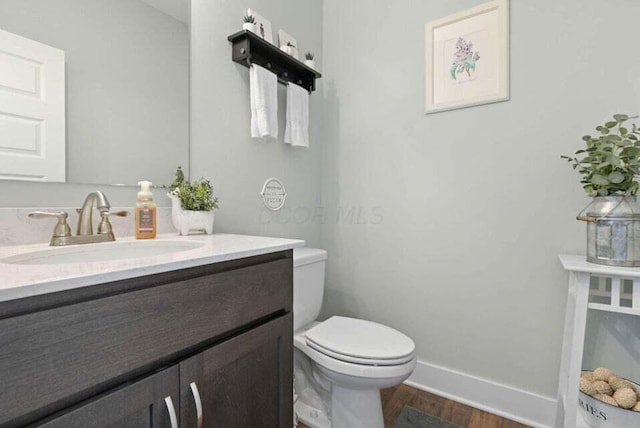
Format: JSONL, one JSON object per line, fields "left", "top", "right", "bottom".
{"left": 0, "top": 0, "right": 190, "bottom": 186}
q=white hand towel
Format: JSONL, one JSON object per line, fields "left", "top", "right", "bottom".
{"left": 250, "top": 64, "right": 278, "bottom": 139}
{"left": 284, "top": 83, "right": 309, "bottom": 147}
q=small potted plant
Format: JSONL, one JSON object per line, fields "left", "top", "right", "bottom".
{"left": 167, "top": 166, "right": 219, "bottom": 235}
{"left": 304, "top": 52, "right": 315, "bottom": 69}
{"left": 562, "top": 114, "right": 640, "bottom": 266}
{"left": 242, "top": 15, "right": 256, "bottom": 33}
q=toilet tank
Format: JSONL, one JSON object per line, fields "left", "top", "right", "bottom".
{"left": 293, "top": 247, "right": 328, "bottom": 331}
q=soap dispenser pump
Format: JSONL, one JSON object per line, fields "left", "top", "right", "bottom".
{"left": 135, "top": 180, "right": 157, "bottom": 239}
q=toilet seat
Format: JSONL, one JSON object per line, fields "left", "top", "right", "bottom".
{"left": 294, "top": 329, "right": 417, "bottom": 381}
{"left": 305, "top": 316, "right": 415, "bottom": 366}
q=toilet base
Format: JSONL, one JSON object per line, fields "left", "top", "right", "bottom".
{"left": 332, "top": 385, "right": 384, "bottom": 428}
{"left": 295, "top": 385, "right": 384, "bottom": 428}
{"left": 295, "top": 400, "right": 331, "bottom": 428}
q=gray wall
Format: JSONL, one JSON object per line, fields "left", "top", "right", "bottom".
{"left": 320, "top": 0, "right": 640, "bottom": 398}
{"left": 190, "top": 0, "right": 323, "bottom": 246}
{"left": 0, "top": 0, "right": 189, "bottom": 186}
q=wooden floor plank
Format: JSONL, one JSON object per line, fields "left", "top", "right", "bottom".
{"left": 297, "top": 383, "right": 531, "bottom": 428}
{"left": 439, "top": 399, "right": 474, "bottom": 426}
{"left": 381, "top": 384, "right": 417, "bottom": 427}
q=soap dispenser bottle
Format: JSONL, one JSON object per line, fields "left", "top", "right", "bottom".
{"left": 135, "top": 180, "right": 157, "bottom": 239}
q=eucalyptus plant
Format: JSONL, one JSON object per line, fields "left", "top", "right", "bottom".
{"left": 168, "top": 166, "right": 219, "bottom": 211}
{"left": 562, "top": 114, "right": 640, "bottom": 197}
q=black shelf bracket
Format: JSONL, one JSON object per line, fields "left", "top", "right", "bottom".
{"left": 228, "top": 30, "right": 321, "bottom": 93}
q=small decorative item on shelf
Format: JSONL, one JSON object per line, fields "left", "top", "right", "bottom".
{"left": 278, "top": 29, "right": 298, "bottom": 59}
{"left": 304, "top": 52, "right": 315, "bottom": 69}
{"left": 167, "top": 166, "right": 219, "bottom": 236}
{"left": 578, "top": 368, "right": 640, "bottom": 427}
{"left": 248, "top": 9, "right": 273, "bottom": 43}
{"left": 562, "top": 114, "right": 640, "bottom": 266}
{"left": 280, "top": 41, "right": 297, "bottom": 57}
{"left": 242, "top": 15, "right": 256, "bottom": 33}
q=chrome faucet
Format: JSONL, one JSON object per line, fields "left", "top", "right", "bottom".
{"left": 29, "top": 191, "right": 128, "bottom": 246}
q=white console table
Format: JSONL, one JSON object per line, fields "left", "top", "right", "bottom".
{"left": 557, "top": 255, "right": 640, "bottom": 428}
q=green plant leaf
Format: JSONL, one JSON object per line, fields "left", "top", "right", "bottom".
{"left": 622, "top": 146, "right": 640, "bottom": 157}
{"left": 591, "top": 174, "right": 610, "bottom": 186}
{"left": 609, "top": 171, "right": 625, "bottom": 183}
{"left": 583, "top": 185, "right": 597, "bottom": 196}
{"left": 608, "top": 135, "right": 622, "bottom": 144}
{"left": 606, "top": 121, "right": 618, "bottom": 128}
{"left": 614, "top": 114, "right": 629, "bottom": 122}
{"left": 606, "top": 154, "right": 622, "bottom": 167}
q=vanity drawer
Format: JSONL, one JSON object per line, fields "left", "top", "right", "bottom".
{"left": 0, "top": 254, "right": 292, "bottom": 427}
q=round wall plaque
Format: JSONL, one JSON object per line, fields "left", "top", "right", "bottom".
{"left": 261, "top": 177, "right": 287, "bottom": 211}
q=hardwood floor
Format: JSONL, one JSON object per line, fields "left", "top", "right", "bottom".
{"left": 298, "top": 383, "right": 531, "bottom": 428}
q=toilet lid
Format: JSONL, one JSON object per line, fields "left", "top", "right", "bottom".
{"left": 305, "top": 316, "right": 415, "bottom": 366}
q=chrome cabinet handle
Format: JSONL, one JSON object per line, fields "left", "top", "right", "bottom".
{"left": 164, "top": 396, "right": 178, "bottom": 428}
{"left": 190, "top": 382, "right": 203, "bottom": 428}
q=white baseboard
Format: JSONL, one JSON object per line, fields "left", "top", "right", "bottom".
{"left": 405, "top": 360, "right": 557, "bottom": 428}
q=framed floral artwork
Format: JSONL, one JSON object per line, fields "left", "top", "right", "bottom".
{"left": 425, "top": 0, "right": 509, "bottom": 114}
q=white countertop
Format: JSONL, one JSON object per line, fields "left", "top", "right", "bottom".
{"left": 0, "top": 233, "right": 305, "bottom": 303}
{"left": 559, "top": 254, "right": 640, "bottom": 278}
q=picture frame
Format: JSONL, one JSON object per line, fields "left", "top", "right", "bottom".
{"left": 425, "top": 0, "right": 509, "bottom": 114}
{"left": 278, "top": 29, "right": 299, "bottom": 60}
{"left": 247, "top": 8, "right": 273, "bottom": 44}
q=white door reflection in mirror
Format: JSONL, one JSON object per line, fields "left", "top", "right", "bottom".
{"left": 0, "top": 29, "right": 65, "bottom": 182}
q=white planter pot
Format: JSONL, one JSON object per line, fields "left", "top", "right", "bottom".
{"left": 243, "top": 23, "right": 256, "bottom": 33}
{"left": 169, "top": 193, "right": 215, "bottom": 235}
{"left": 304, "top": 59, "right": 315, "bottom": 69}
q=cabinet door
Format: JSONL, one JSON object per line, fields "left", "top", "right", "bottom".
{"left": 37, "top": 366, "right": 179, "bottom": 428}
{"left": 180, "top": 314, "right": 293, "bottom": 428}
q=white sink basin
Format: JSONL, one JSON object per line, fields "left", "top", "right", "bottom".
{"left": 0, "top": 240, "right": 206, "bottom": 265}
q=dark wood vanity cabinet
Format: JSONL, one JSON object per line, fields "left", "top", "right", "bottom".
{"left": 39, "top": 367, "right": 180, "bottom": 428}
{"left": 180, "top": 315, "right": 293, "bottom": 428}
{"left": 0, "top": 250, "right": 293, "bottom": 428}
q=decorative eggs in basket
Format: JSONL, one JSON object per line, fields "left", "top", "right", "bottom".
{"left": 579, "top": 368, "right": 640, "bottom": 428}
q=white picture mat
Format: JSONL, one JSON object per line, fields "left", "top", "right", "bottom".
{"left": 278, "top": 29, "right": 299, "bottom": 59}
{"left": 425, "top": 0, "right": 509, "bottom": 114}
{"left": 247, "top": 8, "right": 273, "bottom": 44}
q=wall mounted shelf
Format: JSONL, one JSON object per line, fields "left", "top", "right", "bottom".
{"left": 228, "top": 30, "right": 321, "bottom": 92}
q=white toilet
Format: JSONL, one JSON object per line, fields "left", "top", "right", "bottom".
{"left": 293, "top": 247, "right": 416, "bottom": 428}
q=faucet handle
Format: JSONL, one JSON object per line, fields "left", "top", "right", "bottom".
{"left": 28, "top": 211, "right": 72, "bottom": 238}
{"left": 97, "top": 212, "right": 112, "bottom": 235}
{"left": 96, "top": 209, "right": 130, "bottom": 232}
